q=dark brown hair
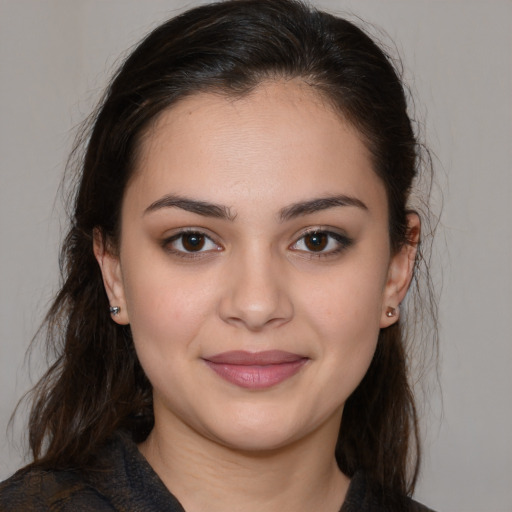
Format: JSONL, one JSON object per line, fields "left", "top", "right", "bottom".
{"left": 24, "top": 0, "right": 436, "bottom": 497}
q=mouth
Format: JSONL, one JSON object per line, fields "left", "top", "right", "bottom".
{"left": 202, "top": 350, "right": 309, "bottom": 389}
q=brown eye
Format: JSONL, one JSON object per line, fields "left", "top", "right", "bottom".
{"left": 290, "top": 230, "right": 354, "bottom": 256}
{"left": 304, "top": 232, "right": 328, "bottom": 251}
{"left": 165, "top": 230, "right": 221, "bottom": 257}
{"left": 182, "top": 233, "right": 205, "bottom": 252}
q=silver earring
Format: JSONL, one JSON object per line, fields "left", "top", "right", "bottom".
{"left": 385, "top": 307, "right": 397, "bottom": 318}
{"left": 109, "top": 306, "right": 121, "bottom": 316}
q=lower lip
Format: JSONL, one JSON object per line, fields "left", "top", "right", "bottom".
{"left": 204, "top": 359, "right": 308, "bottom": 389}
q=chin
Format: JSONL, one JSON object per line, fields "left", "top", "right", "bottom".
{"left": 209, "top": 426, "right": 303, "bottom": 454}
{"left": 197, "top": 403, "right": 323, "bottom": 454}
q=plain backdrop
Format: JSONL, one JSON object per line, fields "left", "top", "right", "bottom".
{"left": 1, "top": 1, "right": 511, "bottom": 511}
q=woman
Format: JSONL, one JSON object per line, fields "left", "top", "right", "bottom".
{"left": 1, "top": 0, "right": 436, "bottom": 510}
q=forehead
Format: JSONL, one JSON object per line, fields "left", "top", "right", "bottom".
{"left": 128, "top": 81, "right": 386, "bottom": 217}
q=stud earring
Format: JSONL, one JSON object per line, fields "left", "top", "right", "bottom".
{"left": 385, "top": 307, "right": 397, "bottom": 318}
{"left": 109, "top": 306, "right": 121, "bottom": 316}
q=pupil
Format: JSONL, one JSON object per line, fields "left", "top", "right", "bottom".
{"left": 183, "top": 233, "right": 205, "bottom": 252}
{"left": 305, "top": 232, "right": 327, "bottom": 251}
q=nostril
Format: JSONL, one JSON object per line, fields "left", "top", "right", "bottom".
{"left": 218, "top": 287, "right": 294, "bottom": 331}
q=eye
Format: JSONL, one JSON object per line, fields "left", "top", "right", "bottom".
{"left": 290, "top": 230, "right": 353, "bottom": 256}
{"left": 164, "top": 230, "right": 221, "bottom": 256}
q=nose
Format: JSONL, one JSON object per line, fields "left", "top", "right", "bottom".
{"left": 218, "top": 246, "right": 294, "bottom": 331}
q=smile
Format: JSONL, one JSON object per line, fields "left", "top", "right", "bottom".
{"left": 203, "top": 350, "right": 309, "bottom": 389}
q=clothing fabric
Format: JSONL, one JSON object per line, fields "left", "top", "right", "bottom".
{"left": 0, "top": 431, "right": 434, "bottom": 511}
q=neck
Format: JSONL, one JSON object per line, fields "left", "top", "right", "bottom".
{"left": 139, "top": 411, "right": 349, "bottom": 512}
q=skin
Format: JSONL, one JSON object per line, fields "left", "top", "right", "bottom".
{"left": 94, "top": 81, "right": 418, "bottom": 512}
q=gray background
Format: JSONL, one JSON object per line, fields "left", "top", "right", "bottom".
{"left": 1, "top": 1, "right": 511, "bottom": 510}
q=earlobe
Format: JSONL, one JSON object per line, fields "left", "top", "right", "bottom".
{"left": 380, "top": 213, "right": 420, "bottom": 328}
{"left": 93, "top": 228, "right": 130, "bottom": 325}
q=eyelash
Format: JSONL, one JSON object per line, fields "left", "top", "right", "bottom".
{"left": 162, "top": 229, "right": 222, "bottom": 259}
{"left": 162, "top": 228, "right": 353, "bottom": 260}
{"left": 289, "top": 229, "right": 354, "bottom": 258}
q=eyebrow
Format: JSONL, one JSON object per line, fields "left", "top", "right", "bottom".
{"left": 144, "top": 194, "right": 236, "bottom": 220}
{"left": 278, "top": 194, "right": 368, "bottom": 221}
{"left": 143, "top": 193, "right": 367, "bottom": 221}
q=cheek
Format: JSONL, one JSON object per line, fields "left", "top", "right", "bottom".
{"left": 121, "top": 261, "right": 216, "bottom": 359}
{"left": 303, "top": 263, "right": 386, "bottom": 340}
{"left": 296, "top": 259, "right": 387, "bottom": 391}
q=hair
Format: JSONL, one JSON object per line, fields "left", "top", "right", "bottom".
{"left": 23, "top": 0, "right": 437, "bottom": 499}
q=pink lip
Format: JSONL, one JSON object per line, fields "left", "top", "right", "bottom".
{"left": 203, "top": 350, "right": 309, "bottom": 389}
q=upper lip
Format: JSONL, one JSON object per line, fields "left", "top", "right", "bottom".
{"left": 203, "top": 350, "right": 307, "bottom": 365}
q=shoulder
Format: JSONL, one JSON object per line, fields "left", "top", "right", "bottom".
{"left": 342, "top": 471, "right": 436, "bottom": 512}
{"left": 0, "top": 465, "right": 113, "bottom": 511}
{"left": 0, "top": 432, "right": 129, "bottom": 511}
{"left": 0, "top": 431, "right": 184, "bottom": 512}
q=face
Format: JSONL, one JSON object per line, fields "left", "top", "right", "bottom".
{"left": 96, "top": 81, "right": 414, "bottom": 453}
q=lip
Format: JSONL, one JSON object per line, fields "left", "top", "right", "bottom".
{"left": 203, "top": 350, "right": 309, "bottom": 389}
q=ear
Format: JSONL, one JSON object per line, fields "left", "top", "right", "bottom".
{"left": 93, "top": 228, "right": 130, "bottom": 325}
{"left": 380, "top": 213, "right": 420, "bottom": 328}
